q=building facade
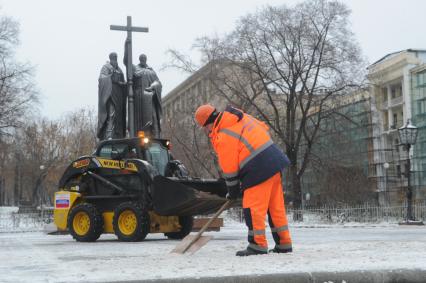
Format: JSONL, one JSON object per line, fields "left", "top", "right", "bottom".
{"left": 368, "top": 49, "right": 426, "bottom": 205}
{"left": 301, "top": 90, "right": 377, "bottom": 206}
{"left": 410, "top": 64, "right": 426, "bottom": 202}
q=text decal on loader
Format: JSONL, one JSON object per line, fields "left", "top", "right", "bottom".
{"left": 73, "top": 158, "right": 90, "bottom": 168}
{"left": 97, "top": 158, "right": 138, "bottom": 172}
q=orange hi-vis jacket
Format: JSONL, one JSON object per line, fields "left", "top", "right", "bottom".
{"left": 209, "top": 106, "right": 290, "bottom": 193}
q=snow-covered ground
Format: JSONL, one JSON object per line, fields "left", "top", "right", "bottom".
{"left": 0, "top": 207, "right": 47, "bottom": 233}
{"left": 0, "top": 220, "right": 425, "bottom": 283}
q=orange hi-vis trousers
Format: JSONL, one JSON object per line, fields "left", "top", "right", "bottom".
{"left": 242, "top": 172, "right": 292, "bottom": 252}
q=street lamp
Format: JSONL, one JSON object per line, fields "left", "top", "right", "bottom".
{"left": 398, "top": 119, "right": 418, "bottom": 221}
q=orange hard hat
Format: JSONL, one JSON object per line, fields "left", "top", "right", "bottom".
{"left": 195, "top": 104, "right": 216, "bottom": 127}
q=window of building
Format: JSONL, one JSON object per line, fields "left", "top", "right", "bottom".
{"left": 390, "top": 84, "right": 402, "bottom": 99}
{"left": 197, "top": 81, "right": 201, "bottom": 97}
{"left": 182, "top": 94, "right": 187, "bottom": 110}
{"left": 422, "top": 163, "right": 426, "bottom": 181}
{"left": 392, "top": 113, "right": 398, "bottom": 129}
{"left": 417, "top": 71, "right": 426, "bottom": 86}
{"left": 370, "top": 165, "right": 379, "bottom": 176}
{"left": 391, "top": 87, "right": 396, "bottom": 99}
{"left": 396, "top": 164, "right": 401, "bottom": 178}
{"left": 383, "top": 111, "right": 389, "bottom": 130}
{"left": 382, "top": 87, "right": 388, "bottom": 102}
{"left": 202, "top": 79, "right": 206, "bottom": 97}
{"left": 417, "top": 100, "right": 426, "bottom": 114}
{"left": 397, "top": 110, "right": 404, "bottom": 127}
{"left": 421, "top": 141, "right": 426, "bottom": 154}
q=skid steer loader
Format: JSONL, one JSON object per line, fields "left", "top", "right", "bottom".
{"left": 53, "top": 132, "right": 228, "bottom": 242}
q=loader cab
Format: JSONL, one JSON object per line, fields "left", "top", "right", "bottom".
{"left": 144, "top": 141, "right": 169, "bottom": 175}
{"left": 94, "top": 137, "right": 172, "bottom": 176}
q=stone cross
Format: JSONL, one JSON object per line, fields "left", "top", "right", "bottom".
{"left": 110, "top": 16, "right": 149, "bottom": 137}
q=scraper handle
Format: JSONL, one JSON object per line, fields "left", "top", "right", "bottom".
{"left": 196, "top": 200, "right": 232, "bottom": 236}
{"left": 182, "top": 200, "right": 232, "bottom": 253}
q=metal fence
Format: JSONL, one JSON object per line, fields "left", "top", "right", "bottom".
{"left": 227, "top": 204, "right": 426, "bottom": 224}
{"left": 1, "top": 204, "right": 425, "bottom": 232}
{"left": 0, "top": 209, "right": 53, "bottom": 232}
{"left": 291, "top": 204, "right": 426, "bottom": 224}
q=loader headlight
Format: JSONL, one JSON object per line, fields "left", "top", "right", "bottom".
{"left": 137, "top": 131, "right": 145, "bottom": 138}
{"left": 138, "top": 131, "right": 150, "bottom": 145}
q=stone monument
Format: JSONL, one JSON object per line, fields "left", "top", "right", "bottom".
{"left": 97, "top": 52, "right": 126, "bottom": 140}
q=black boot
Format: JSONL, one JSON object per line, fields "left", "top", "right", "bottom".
{"left": 269, "top": 246, "right": 293, "bottom": 254}
{"left": 236, "top": 246, "right": 267, "bottom": 256}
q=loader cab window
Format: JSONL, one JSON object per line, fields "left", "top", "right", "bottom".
{"left": 145, "top": 142, "right": 169, "bottom": 175}
{"left": 98, "top": 143, "right": 136, "bottom": 160}
{"left": 98, "top": 144, "right": 113, "bottom": 158}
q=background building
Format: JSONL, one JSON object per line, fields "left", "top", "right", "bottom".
{"left": 368, "top": 49, "right": 426, "bottom": 205}
{"left": 410, "top": 64, "right": 426, "bottom": 202}
{"left": 301, "top": 90, "right": 377, "bottom": 206}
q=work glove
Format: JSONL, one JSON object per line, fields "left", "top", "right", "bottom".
{"left": 226, "top": 185, "right": 240, "bottom": 200}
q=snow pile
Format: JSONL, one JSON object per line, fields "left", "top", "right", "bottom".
{"left": 0, "top": 206, "right": 19, "bottom": 214}
{"left": 0, "top": 207, "right": 46, "bottom": 233}
{"left": 223, "top": 209, "right": 398, "bottom": 228}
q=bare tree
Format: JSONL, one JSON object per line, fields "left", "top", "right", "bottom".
{"left": 0, "top": 11, "right": 38, "bottom": 205}
{"left": 318, "top": 165, "right": 375, "bottom": 205}
{"left": 0, "top": 108, "right": 97, "bottom": 206}
{"left": 168, "top": 0, "right": 366, "bottom": 220}
{"left": 44, "top": 108, "right": 97, "bottom": 205}
{"left": 163, "top": 113, "right": 220, "bottom": 178}
{"left": 60, "top": 107, "right": 98, "bottom": 161}
{"left": 0, "top": 12, "right": 38, "bottom": 136}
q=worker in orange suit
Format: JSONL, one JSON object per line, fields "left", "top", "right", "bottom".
{"left": 195, "top": 104, "right": 292, "bottom": 256}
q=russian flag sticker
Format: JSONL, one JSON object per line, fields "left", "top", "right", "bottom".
{"left": 55, "top": 193, "right": 70, "bottom": 209}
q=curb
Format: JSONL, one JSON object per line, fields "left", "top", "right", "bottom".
{"left": 107, "top": 269, "right": 426, "bottom": 283}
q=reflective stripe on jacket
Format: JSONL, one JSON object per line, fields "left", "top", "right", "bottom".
{"left": 209, "top": 106, "right": 290, "bottom": 190}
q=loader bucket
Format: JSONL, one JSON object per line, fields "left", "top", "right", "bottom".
{"left": 152, "top": 176, "right": 229, "bottom": 216}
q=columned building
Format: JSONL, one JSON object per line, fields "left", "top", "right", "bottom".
{"left": 368, "top": 49, "right": 426, "bottom": 205}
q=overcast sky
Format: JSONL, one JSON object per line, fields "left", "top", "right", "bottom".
{"left": 2, "top": 0, "right": 426, "bottom": 119}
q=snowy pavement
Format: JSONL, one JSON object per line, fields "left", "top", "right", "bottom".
{"left": 0, "top": 222, "right": 425, "bottom": 283}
